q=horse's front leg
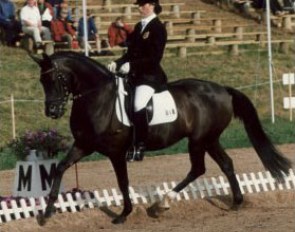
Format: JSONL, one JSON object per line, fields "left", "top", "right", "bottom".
{"left": 37, "top": 144, "right": 87, "bottom": 226}
{"left": 109, "top": 155, "right": 132, "bottom": 224}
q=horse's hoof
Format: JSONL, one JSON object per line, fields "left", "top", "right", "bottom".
{"left": 147, "top": 201, "right": 169, "bottom": 218}
{"left": 36, "top": 213, "right": 47, "bottom": 226}
{"left": 231, "top": 202, "right": 243, "bottom": 211}
{"left": 112, "top": 215, "right": 126, "bottom": 224}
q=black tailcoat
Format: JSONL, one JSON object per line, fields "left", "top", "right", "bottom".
{"left": 116, "top": 17, "right": 167, "bottom": 89}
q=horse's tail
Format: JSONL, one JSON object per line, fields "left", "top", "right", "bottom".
{"left": 226, "top": 86, "right": 292, "bottom": 181}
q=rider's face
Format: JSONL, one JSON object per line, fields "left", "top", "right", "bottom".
{"left": 138, "top": 3, "right": 155, "bottom": 18}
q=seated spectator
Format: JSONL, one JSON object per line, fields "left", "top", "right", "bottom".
{"left": 20, "top": 0, "right": 52, "bottom": 48}
{"left": 45, "top": 0, "right": 62, "bottom": 19}
{"left": 0, "top": 0, "right": 22, "bottom": 46}
{"left": 108, "top": 17, "right": 133, "bottom": 48}
{"left": 51, "top": 8, "right": 77, "bottom": 48}
{"left": 252, "top": 0, "right": 285, "bottom": 15}
{"left": 58, "top": 0, "right": 73, "bottom": 22}
{"left": 282, "top": 0, "right": 295, "bottom": 13}
{"left": 38, "top": 0, "right": 54, "bottom": 28}
{"left": 78, "top": 10, "right": 103, "bottom": 56}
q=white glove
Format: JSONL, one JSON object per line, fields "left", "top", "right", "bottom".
{"left": 119, "top": 62, "right": 130, "bottom": 74}
{"left": 108, "top": 61, "right": 117, "bottom": 73}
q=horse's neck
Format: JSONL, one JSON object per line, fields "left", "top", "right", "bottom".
{"left": 71, "top": 69, "right": 117, "bottom": 131}
{"left": 71, "top": 69, "right": 115, "bottom": 101}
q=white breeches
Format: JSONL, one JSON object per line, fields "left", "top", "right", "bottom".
{"left": 134, "top": 85, "right": 155, "bottom": 112}
{"left": 22, "top": 26, "right": 51, "bottom": 42}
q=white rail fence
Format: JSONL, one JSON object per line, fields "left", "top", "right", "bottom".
{"left": 0, "top": 169, "right": 294, "bottom": 224}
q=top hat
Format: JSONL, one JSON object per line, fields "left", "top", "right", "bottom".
{"left": 133, "top": 0, "right": 159, "bottom": 6}
{"left": 134, "top": 0, "right": 162, "bottom": 14}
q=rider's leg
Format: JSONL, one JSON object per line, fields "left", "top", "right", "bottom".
{"left": 130, "top": 85, "right": 155, "bottom": 161}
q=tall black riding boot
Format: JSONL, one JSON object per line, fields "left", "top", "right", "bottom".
{"left": 126, "top": 108, "right": 148, "bottom": 161}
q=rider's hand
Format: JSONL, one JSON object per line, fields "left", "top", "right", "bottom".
{"left": 108, "top": 61, "right": 117, "bottom": 73}
{"left": 118, "top": 62, "right": 130, "bottom": 74}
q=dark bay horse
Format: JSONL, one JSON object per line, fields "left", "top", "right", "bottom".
{"left": 30, "top": 51, "right": 291, "bottom": 225}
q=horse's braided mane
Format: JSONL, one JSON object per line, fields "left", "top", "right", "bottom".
{"left": 50, "top": 51, "right": 113, "bottom": 79}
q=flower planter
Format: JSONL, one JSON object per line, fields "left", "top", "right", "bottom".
{"left": 12, "top": 152, "right": 62, "bottom": 198}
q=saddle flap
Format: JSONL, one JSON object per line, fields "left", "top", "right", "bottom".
{"left": 115, "top": 77, "right": 178, "bottom": 126}
{"left": 149, "top": 91, "right": 177, "bottom": 125}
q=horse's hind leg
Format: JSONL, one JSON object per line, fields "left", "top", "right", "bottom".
{"left": 207, "top": 141, "right": 243, "bottom": 208}
{"left": 173, "top": 143, "right": 206, "bottom": 192}
{"left": 158, "top": 141, "right": 206, "bottom": 208}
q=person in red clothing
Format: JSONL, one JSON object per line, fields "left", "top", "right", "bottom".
{"left": 50, "top": 8, "right": 76, "bottom": 48}
{"left": 108, "top": 17, "right": 133, "bottom": 48}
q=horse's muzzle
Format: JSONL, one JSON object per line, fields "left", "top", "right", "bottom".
{"left": 45, "top": 102, "right": 65, "bottom": 119}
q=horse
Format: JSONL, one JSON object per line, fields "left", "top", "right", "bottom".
{"left": 30, "top": 51, "right": 291, "bottom": 225}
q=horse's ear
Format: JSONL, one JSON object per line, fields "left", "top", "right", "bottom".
{"left": 42, "top": 53, "right": 51, "bottom": 62}
{"left": 29, "top": 53, "right": 43, "bottom": 66}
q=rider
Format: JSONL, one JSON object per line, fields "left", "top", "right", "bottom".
{"left": 108, "top": 0, "right": 167, "bottom": 161}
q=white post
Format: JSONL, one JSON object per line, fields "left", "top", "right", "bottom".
{"left": 10, "top": 94, "right": 16, "bottom": 139}
{"left": 82, "top": 0, "right": 89, "bottom": 56}
{"left": 288, "top": 73, "right": 293, "bottom": 121}
{"left": 266, "top": 0, "right": 275, "bottom": 123}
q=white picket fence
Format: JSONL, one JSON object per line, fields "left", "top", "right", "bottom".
{"left": 0, "top": 169, "right": 294, "bottom": 224}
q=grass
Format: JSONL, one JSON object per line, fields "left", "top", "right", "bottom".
{"left": 0, "top": 44, "right": 294, "bottom": 170}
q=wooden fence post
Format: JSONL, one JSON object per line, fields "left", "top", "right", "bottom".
{"left": 229, "top": 44, "right": 239, "bottom": 56}
{"left": 178, "top": 46, "right": 187, "bottom": 58}
{"left": 171, "top": 5, "right": 180, "bottom": 18}
{"left": 279, "top": 41, "right": 289, "bottom": 54}
{"left": 186, "top": 28, "right": 195, "bottom": 42}
{"left": 192, "top": 12, "right": 201, "bottom": 25}
{"left": 234, "top": 26, "right": 243, "bottom": 40}
{"left": 282, "top": 16, "right": 292, "bottom": 31}
{"left": 124, "top": 6, "right": 132, "bottom": 20}
{"left": 10, "top": 94, "right": 16, "bottom": 139}
{"left": 103, "top": 0, "right": 112, "bottom": 12}
{"left": 165, "top": 21, "right": 174, "bottom": 36}
{"left": 213, "top": 19, "right": 222, "bottom": 33}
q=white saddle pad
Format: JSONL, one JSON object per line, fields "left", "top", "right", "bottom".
{"left": 115, "top": 77, "right": 178, "bottom": 126}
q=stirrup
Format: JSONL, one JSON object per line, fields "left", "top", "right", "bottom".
{"left": 126, "top": 146, "right": 145, "bottom": 162}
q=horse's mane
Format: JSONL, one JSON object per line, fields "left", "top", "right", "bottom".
{"left": 50, "top": 51, "right": 113, "bottom": 79}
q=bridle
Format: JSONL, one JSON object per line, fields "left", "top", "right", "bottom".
{"left": 41, "top": 61, "right": 102, "bottom": 105}
{"left": 41, "top": 62, "right": 71, "bottom": 111}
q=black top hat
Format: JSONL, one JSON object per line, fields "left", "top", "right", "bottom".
{"left": 134, "top": 0, "right": 162, "bottom": 14}
{"left": 134, "top": 0, "right": 159, "bottom": 6}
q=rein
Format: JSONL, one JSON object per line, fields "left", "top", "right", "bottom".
{"left": 42, "top": 56, "right": 124, "bottom": 134}
{"left": 41, "top": 63, "right": 99, "bottom": 103}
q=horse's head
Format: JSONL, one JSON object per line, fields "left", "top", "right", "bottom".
{"left": 30, "top": 53, "right": 71, "bottom": 119}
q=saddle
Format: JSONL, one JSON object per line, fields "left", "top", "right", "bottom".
{"left": 115, "top": 76, "right": 178, "bottom": 127}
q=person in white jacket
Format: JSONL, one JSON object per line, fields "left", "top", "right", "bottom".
{"left": 20, "top": 0, "right": 51, "bottom": 48}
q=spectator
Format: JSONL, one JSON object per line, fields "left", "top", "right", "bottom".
{"left": 78, "top": 10, "right": 109, "bottom": 56}
{"left": 282, "top": 0, "right": 295, "bottom": 13}
{"left": 51, "top": 8, "right": 77, "bottom": 48}
{"left": 108, "top": 17, "right": 133, "bottom": 48}
{"left": 45, "top": 0, "right": 62, "bottom": 19}
{"left": 0, "top": 0, "right": 22, "bottom": 46}
{"left": 252, "top": 0, "right": 284, "bottom": 15}
{"left": 20, "top": 0, "right": 52, "bottom": 48}
{"left": 58, "top": 0, "right": 72, "bottom": 22}
{"left": 38, "top": 0, "right": 54, "bottom": 28}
